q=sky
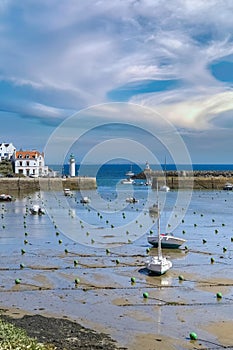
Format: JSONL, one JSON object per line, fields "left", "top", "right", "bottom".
{"left": 1, "top": 0, "right": 233, "bottom": 164}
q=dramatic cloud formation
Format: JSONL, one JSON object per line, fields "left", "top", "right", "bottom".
{"left": 0, "top": 0, "right": 233, "bottom": 162}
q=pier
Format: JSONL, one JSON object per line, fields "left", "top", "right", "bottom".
{"left": 136, "top": 170, "right": 233, "bottom": 190}
{"left": 0, "top": 177, "right": 97, "bottom": 193}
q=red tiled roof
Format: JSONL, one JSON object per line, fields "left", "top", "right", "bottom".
{"left": 15, "top": 150, "right": 44, "bottom": 159}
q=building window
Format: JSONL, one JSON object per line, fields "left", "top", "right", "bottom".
{"left": 26, "top": 161, "right": 29, "bottom": 166}
{"left": 18, "top": 154, "right": 22, "bottom": 159}
{"left": 26, "top": 154, "right": 29, "bottom": 159}
{"left": 19, "top": 161, "right": 22, "bottom": 166}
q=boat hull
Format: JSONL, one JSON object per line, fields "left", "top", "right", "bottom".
{"left": 146, "top": 256, "right": 172, "bottom": 275}
{"left": 148, "top": 235, "right": 186, "bottom": 249}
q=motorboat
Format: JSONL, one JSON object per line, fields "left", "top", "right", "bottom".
{"left": 80, "top": 196, "right": 91, "bottom": 204}
{"left": 30, "top": 205, "right": 45, "bottom": 215}
{"left": 223, "top": 182, "right": 233, "bottom": 191}
{"left": 121, "top": 178, "right": 135, "bottom": 185}
{"left": 64, "top": 188, "right": 73, "bottom": 196}
{"left": 0, "top": 194, "right": 13, "bottom": 201}
{"left": 125, "top": 196, "right": 138, "bottom": 203}
{"left": 146, "top": 181, "right": 172, "bottom": 275}
{"left": 148, "top": 233, "right": 186, "bottom": 249}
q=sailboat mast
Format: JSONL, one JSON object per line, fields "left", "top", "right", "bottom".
{"left": 157, "top": 181, "right": 162, "bottom": 259}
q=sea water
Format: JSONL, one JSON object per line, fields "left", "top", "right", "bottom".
{"left": 0, "top": 166, "right": 233, "bottom": 348}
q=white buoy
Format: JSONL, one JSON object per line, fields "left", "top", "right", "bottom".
{"left": 69, "top": 154, "right": 75, "bottom": 177}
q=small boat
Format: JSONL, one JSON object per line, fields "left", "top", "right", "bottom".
{"left": 30, "top": 205, "right": 45, "bottom": 215}
{"left": 223, "top": 182, "right": 233, "bottom": 191}
{"left": 121, "top": 178, "right": 135, "bottom": 185}
{"left": 145, "top": 179, "right": 152, "bottom": 186}
{"left": 146, "top": 182, "right": 172, "bottom": 275}
{"left": 80, "top": 196, "right": 91, "bottom": 204}
{"left": 0, "top": 194, "right": 13, "bottom": 201}
{"left": 125, "top": 165, "right": 134, "bottom": 177}
{"left": 160, "top": 157, "right": 170, "bottom": 192}
{"left": 149, "top": 203, "right": 159, "bottom": 216}
{"left": 125, "top": 196, "right": 138, "bottom": 203}
{"left": 148, "top": 233, "right": 186, "bottom": 249}
{"left": 64, "top": 188, "right": 73, "bottom": 196}
{"left": 146, "top": 254, "right": 173, "bottom": 275}
{"left": 160, "top": 184, "right": 170, "bottom": 192}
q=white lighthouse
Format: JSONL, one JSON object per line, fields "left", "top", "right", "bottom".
{"left": 69, "top": 154, "right": 75, "bottom": 177}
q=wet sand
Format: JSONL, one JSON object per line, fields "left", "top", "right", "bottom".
{"left": 1, "top": 190, "right": 233, "bottom": 349}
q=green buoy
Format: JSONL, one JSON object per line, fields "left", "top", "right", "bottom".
{"left": 216, "top": 292, "right": 222, "bottom": 299}
{"left": 131, "top": 277, "right": 136, "bottom": 283}
{"left": 74, "top": 260, "right": 78, "bottom": 266}
{"left": 211, "top": 257, "right": 215, "bottom": 264}
{"left": 189, "top": 332, "right": 197, "bottom": 340}
{"left": 75, "top": 278, "right": 80, "bottom": 285}
{"left": 143, "top": 292, "right": 149, "bottom": 299}
{"left": 15, "top": 278, "right": 21, "bottom": 285}
{"left": 178, "top": 275, "right": 184, "bottom": 281}
{"left": 20, "top": 263, "right": 25, "bottom": 269}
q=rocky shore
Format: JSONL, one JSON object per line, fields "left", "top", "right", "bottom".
{"left": 1, "top": 314, "right": 126, "bottom": 350}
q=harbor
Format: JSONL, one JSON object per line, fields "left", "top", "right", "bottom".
{"left": 0, "top": 178, "right": 233, "bottom": 349}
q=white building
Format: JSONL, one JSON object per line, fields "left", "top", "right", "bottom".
{"left": 0, "top": 142, "right": 16, "bottom": 161}
{"left": 12, "top": 150, "right": 48, "bottom": 177}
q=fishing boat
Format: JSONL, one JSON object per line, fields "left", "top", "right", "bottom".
{"left": 29, "top": 204, "right": 45, "bottom": 215}
{"left": 147, "top": 233, "right": 186, "bottom": 249}
{"left": 146, "top": 183, "right": 172, "bottom": 275}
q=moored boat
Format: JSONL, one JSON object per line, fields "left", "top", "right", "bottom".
{"left": 148, "top": 233, "right": 186, "bottom": 249}
{"left": 0, "top": 194, "right": 13, "bottom": 201}
{"left": 146, "top": 181, "right": 172, "bottom": 275}
{"left": 125, "top": 196, "right": 138, "bottom": 203}
{"left": 121, "top": 178, "right": 135, "bottom": 185}
{"left": 223, "top": 182, "right": 233, "bottom": 191}
{"left": 80, "top": 196, "right": 91, "bottom": 204}
{"left": 30, "top": 205, "right": 45, "bottom": 215}
{"left": 64, "top": 188, "right": 73, "bottom": 196}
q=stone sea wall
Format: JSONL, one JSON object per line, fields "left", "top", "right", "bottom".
{"left": 137, "top": 170, "right": 233, "bottom": 190}
{"left": 0, "top": 177, "right": 97, "bottom": 193}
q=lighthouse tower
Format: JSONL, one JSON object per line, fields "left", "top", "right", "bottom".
{"left": 69, "top": 154, "right": 75, "bottom": 177}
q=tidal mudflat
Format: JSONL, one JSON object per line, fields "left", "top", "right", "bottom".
{"left": 0, "top": 188, "right": 233, "bottom": 349}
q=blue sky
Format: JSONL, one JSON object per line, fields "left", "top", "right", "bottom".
{"left": 1, "top": 0, "right": 233, "bottom": 164}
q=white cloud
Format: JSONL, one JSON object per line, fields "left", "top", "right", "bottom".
{"left": 0, "top": 0, "right": 233, "bottom": 133}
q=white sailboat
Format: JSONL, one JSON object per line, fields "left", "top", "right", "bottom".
{"left": 146, "top": 183, "right": 172, "bottom": 275}
{"left": 160, "top": 157, "right": 170, "bottom": 192}
{"left": 125, "top": 165, "right": 134, "bottom": 177}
